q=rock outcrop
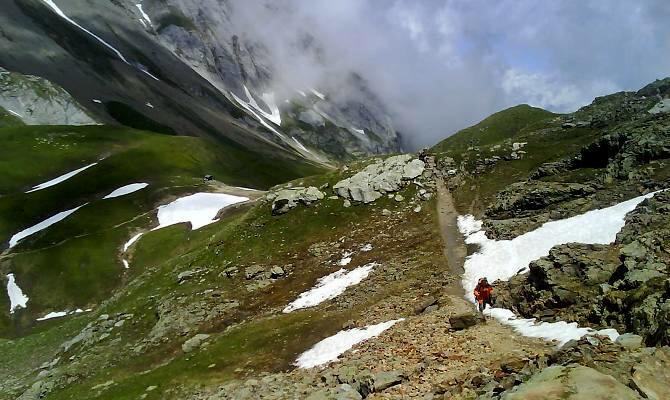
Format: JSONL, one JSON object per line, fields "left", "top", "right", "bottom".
{"left": 0, "top": 67, "right": 97, "bottom": 125}
{"left": 333, "top": 155, "right": 425, "bottom": 203}
{"left": 495, "top": 191, "right": 670, "bottom": 346}
{"left": 270, "top": 186, "right": 325, "bottom": 215}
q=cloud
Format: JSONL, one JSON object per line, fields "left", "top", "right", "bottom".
{"left": 228, "top": 0, "right": 670, "bottom": 149}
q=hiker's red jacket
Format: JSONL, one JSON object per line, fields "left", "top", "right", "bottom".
{"left": 474, "top": 284, "right": 493, "bottom": 303}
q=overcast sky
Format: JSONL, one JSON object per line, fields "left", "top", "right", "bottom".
{"left": 231, "top": 0, "right": 670, "bottom": 148}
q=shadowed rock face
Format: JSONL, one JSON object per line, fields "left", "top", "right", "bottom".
{"left": 0, "top": 0, "right": 400, "bottom": 161}
{"left": 0, "top": 67, "right": 97, "bottom": 125}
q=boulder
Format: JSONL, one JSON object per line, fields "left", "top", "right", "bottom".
{"left": 182, "top": 334, "right": 210, "bottom": 353}
{"left": 272, "top": 186, "right": 325, "bottom": 215}
{"left": 269, "top": 266, "right": 285, "bottom": 278}
{"left": 615, "top": 334, "right": 644, "bottom": 350}
{"left": 502, "top": 364, "right": 642, "bottom": 399}
{"left": 632, "top": 347, "right": 670, "bottom": 400}
{"left": 414, "top": 296, "right": 437, "bottom": 315}
{"left": 333, "top": 155, "right": 424, "bottom": 204}
{"left": 373, "top": 370, "right": 405, "bottom": 392}
{"left": 449, "top": 312, "right": 485, "bottom": 330}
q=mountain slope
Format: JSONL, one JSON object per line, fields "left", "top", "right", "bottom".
{"left": 0, "top": 0, "right": 400, "bottom": 162}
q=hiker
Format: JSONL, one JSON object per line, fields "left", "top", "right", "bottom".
{"left": 474, "top": 277, "right": 494, "bottom": 312}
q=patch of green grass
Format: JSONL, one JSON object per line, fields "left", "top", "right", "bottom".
{"left": 0, "top": 106, "right": 24, "bottom": 128}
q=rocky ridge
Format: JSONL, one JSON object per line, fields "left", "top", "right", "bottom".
{"left": 0, "top": 67, "right": 97, "bottom": 125}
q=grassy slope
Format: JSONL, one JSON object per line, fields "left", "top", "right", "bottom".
{"left": 0, "top": 124, "right": 324, "bottom": 336}
{"left": 430, "top": 104, "right": 607, "bottom": 214}
{"left": 432, "top": 104, "right": 555, "bottom": 155}
{"left": 0, "top": 106, "right": 24, "bottom": 128}
{"left": 0, "top": 160, "right": 444, "bottom": 399}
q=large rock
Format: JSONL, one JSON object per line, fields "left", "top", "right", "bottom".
{"left": 502, "top": 364, "right": 643, "bottom": 400}
{"left": 271, "top": 186, "right": 325, "bottom": 215}
{"left": 632, "top": 347, "right": 670, "bottom": 400}
{"left": 449, "top": 312, "right": 485, "bottom": 330}
{"left": 182, "top": 334, "right": 210, "bottom": 353}
{"left": 333, "top": 155, "right": 424, "bottom": 203}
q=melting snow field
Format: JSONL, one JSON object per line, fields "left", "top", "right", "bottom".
{"left": 103, "top": 183, "right": 148, "bottom": 199}
{"left": 338, "top": 251, "right": 353, "bottom": 266}
{"left": 123, "top": 232, "right": 143, "bottom": 252}
{"left": 36, "top": 309, "right": 89, "bottom": 322}
{"left": 6, "top": 273, "right": 29, "bottom": 313}
{"left": 155, "top": 193, "right": 248, "bottom": 230}
{"left": 459, "top": 191, "right": 663, "bottom": 345}
{"left": 26, "top": 162, "right": 97, "bottom": 193}
{"left": 295, "top": 319, "right": 403, "bottom": 368}
{"left": 283, "top": 263, "right": 377, "bottom": 313}
{"left": 9, "top": 204, "right": 86, "bottom": 248}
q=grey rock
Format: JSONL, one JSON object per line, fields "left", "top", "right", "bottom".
{"left": 394, "top": 194, "right": 404, "bottom": 202}
{"left": 449, "top": 312, "right": 485, "bottom": 330}
{"left": 182, "top": 334, "right": 210, "bottom": 353}
{"left": 245, "top": 265, "right": 266, "bottom": 280}
{"left": 272, "top": 186, "right": 325, "bottom": 215}
{"left": 632, "top": 347, "right": 670, "bottom": 400}
{"left": 414, "top": 296, "right": 437, "bottom": 315}
{"left": 382, "top": 209, "right": 392, "bottom": 216}
{"left": 177, "top": 270, "right": 196, "bottom": 282}
{"left": 343, "top": 199, "right": 351, "bottom": 208}
{"left": 502, "top": 364, "right": 642, "bottom": 399}
{"left": 333, "top": 155, "right": 424, "bottom": 203}
{"left": 373, "top": 370, "right": 405, "bottom": 392}
{"left": 615, "top": 333, "right": 644, "bottom": 350}
{"left": 269, "top": 266, "right": 285, "bottom": 278}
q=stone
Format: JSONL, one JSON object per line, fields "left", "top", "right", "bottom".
{"left": 333, "top": 155, "right": 424, "bottom": 204}
{"left": 449, "top": 313, "right": 484, "bottom": 330}
{"left": 414, "top": 296, "right": 437, "bottom": 315}
{"left": 413, "top": 205, "right": 422, "bottom": 213}
{"left": 502, "top": 365, "right": 642, "bottom": 400}
{"left": 177, "top": 270, "right": 196, "bottom": 282}
{"left": 343, "top": 200, "right": 351, "bottom": 208}
{"left": 382, "top": 209, "right": 392, "bottom": 216}
{"left": 270, "top": 266, "right": 285, "bottom": 278}
{"left": 374, "top": 370, "right": 405, "bottom": 392}
{"left": 271, "top": 186, "right": 324, "bottom": 215}
{"left": 632, "top": 347, "right": 670, "bottom": 400}
{"left": 615, "top": 333, "right": 644, "bottom": 350}
{"left": 245, "top": 265, "right": 265, "bottom": 280}
{"left": 182, "top": 334, "right": 210, "bottom": 353}
{"left": 394, "top": 194, "right": 404, "bottom": 202}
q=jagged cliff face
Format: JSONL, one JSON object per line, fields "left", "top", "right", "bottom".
{"left": 0, "top": 67, "right": 97, "bottom": 125}
{"left": 0, "top": 0, "right": 400, "bottom": 162}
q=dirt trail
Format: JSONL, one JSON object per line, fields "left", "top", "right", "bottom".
{"left": 436, "top": 181, "right": 468, "bottom": 297}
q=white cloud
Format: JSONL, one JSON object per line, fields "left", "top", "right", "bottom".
{"left": 501, "top": 69, "right": 619, "bottom": 112}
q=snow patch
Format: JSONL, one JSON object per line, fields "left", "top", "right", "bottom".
{"left": 122, "top": 259, "right": 130, "bottom": 269}
{"left": 145, "top": 102, "right": 154, "bottom": 108}
{"left": 103, "top": 183, "right": 148, "bottom": 199}
{"left": 155, "top": 193, "right": 248, "bottom": 231}
{"left": 230, "top": 89, "right": 285, "bottom": 139}
{"left": 459, "top": 190, "right": 664, "bottom": 346}
{"left": 9, "top": 204, "right": 86, "bottom": 248}
{"left": 135, "top": 3, "right": 152, "bottom": 27}
{"left": 361, "top": 243, "right": 373, "bottom": 252}
{"left": 6, "top": 274, "right": 29, "bottom": 313}
{"left": 310, "top": 88, "right": 326, "bottom": 100}
{"left": 36, "top": 308, "right": 88, "bottom": 321}
{"left": 352, "top": 128, "right": 365, "bottom": 135}
{"left": 26, "top": 163, "right": 97, "bottom": 193}
{"left": 338, "top": 251, "right": 353, "bottom": 266}
{"left": 92, "top": 99, "right": 102, "bottom": 104}
{"left": 123, "top": 232, "right": 143, "bottom": 252}
{"left": 7, "top": 109, "right": 22, "bottom": 118}
{"left": 292, "top": 137, "right": 311, "bottom": 153}
{"left": 295, "top": 319, "right": 403, "bottom": 368}
{"left": 40, "top": 0, "right": 130, "bottom": 64}
{"left": 283, "top": 263, "right": 377, "bottom": 313}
